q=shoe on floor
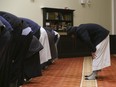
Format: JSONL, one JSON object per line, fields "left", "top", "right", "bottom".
{"left": 85, "top": 76, "right": 96, "bottom": 80}
{"left": 85, "top": 71, "right": 97, "bottom": 80}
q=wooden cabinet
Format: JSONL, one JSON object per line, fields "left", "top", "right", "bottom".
{"left": 42, "top": 7, "right": 85, "bottom": 58}
{"left": 57, "top": 35, "right": 91, "bottom": 58}
{"left": 57, "top": 35, "right": 76, "bottom": 57}
{"left": 42, "top": 7, "right": 74, "bottom": 32}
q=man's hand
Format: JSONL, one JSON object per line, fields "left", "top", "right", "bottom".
{"left": 91, "top": 52, "right": 96, "bottom": 59}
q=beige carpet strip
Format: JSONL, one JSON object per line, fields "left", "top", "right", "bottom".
{"left": 80, "top": 57, "right": 98, "bottom": 87}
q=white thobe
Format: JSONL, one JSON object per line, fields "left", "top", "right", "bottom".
{"left": 39, "top": 27, "right": 51, "bottom": 64}
{"left": 92, "top": 35, "right": 111, "bottom": 71}
{"left": 54, "top": 31, "right": 60, "bottom": 59}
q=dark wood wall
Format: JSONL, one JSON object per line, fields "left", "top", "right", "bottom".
{"left": 57, "top": 35, "right": 116, "bottom": 58}
{"left": 110, "top": 35, "right": 116, "bottom": 54}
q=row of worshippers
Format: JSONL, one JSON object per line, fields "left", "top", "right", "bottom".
{"left": 0, "top": 11, "right": 60, "bottom": 87}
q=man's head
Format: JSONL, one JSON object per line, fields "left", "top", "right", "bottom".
{"left": 66, "top": 26, "right": 77, "bottom": 35}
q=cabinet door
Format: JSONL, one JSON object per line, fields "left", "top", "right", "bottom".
{"left": 110, "top": 35, "right": 116, "bottom": 54}
{"left": 57, "top": 35, "right": 91, "bottom": 58}
{"left": 57, "top": 35, "right": 76, "bottom": 58}
{"left": 75, "top": 38, "right": 91, "bottom": 56}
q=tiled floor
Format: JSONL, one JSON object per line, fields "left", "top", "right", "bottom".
{"left": 22, "top": 56, "right": 116, "bottom": 87}
{"left": 22, "top": 57, "right": 83, "bottom": 87}
{"left": 97, "top": 56, "right": 116, "bottom": 87}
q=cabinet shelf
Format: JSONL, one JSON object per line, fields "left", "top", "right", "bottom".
{"left": 46, "top": 20, "right": 72, "bottom": 22}
{"left": 42, "top": 7, "right": 74, "bottom": 32}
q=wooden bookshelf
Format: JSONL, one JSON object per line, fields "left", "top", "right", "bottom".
{"left": 42, "top": 7, "right": 77, "bottom": 58}
{"left": 42, "top": 7, "right": 75, "bottom": 32}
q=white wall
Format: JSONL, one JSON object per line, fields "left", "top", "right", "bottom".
{"left": 113, "top": 0, "right": 116, "bottom": 34}
{"left": 0, "top": 0, "right": 43, "bottom": 25}
{"left": 0, "top": 0, "right": 112, "bottom": 32}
